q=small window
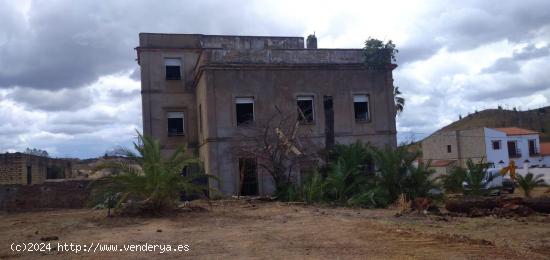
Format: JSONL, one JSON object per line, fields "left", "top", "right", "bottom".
{"left": 236, "top": 97, "right": 254, "bottom": 126}
{"left": 353, "top": 95, "right": 369, "bottom": 122}
{"left": 447, "top": 145, "right": 452, "bottom": 153}
{"left": 492, "top": 140, "right": 501, "bottom": 150}
{"left": 167, "top": 112, "right": 184, "bottom": 135}
{"left": 164, "top": 58, "right": 181, "bottom": 80}
{"left": 297, "top": 96, "right": 314, "bottom": 123}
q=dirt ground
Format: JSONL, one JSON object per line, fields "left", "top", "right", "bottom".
{"left": 1, "top": 198, "right": 550, "bottom": 260}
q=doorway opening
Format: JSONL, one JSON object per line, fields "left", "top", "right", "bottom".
{"left": 239, "top": 158, "right": 258, "bottom": 196}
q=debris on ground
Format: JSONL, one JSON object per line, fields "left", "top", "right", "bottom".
{"left": 446, "top": 197, "right": 550, "bottom": 218}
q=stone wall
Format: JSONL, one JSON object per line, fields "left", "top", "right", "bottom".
{"left": 0, "top": 153, "right": 24, "bottom": 185}
{"left": 0, "top": 180, "right": 91, "bottom": 212}
{"left": 0, "top": 153, "right": 73, "bottom": 185}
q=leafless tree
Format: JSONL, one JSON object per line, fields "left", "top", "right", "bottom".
{"left": 233, "top": 105, "right": 321, "bottom": 194}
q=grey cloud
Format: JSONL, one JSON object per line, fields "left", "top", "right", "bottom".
{"left": 129, "top": 68, "right": 140, "bottom": 81}
{"left": 7, "top": 87, "right": 93, "bottom": 111}
{"left": 398, "top": 0, "right": 550, "bottom": 64}
{"left": 0, "top": 0, "right": 305, "bottom": 91}
{"left": 466, "top": 76, "right": 550, "bottom": 102}
{"left": 482, "top": 44, "right": 550, "bottom": 74}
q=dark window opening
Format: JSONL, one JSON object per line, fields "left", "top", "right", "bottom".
{"left": 46, "top": 166, "right": 65, "bottom": 179}
{"left": 164, "top": 58, "right": 181, "bottom": 80}
{"left": 236, "top": 98, "right": 254, "bottom": 126}
{"left": 167, "top": 112, "right": 184, "bottom": 135}
{"left": 447, "top": 145, "right": 452, "bottom": 153}
{"left": 492, "top": 140, "right": 501, "bottom": 150}
{"left": 239, "top": 158, "right": 258, "bottom": 196}
{"left": 508, "top": 141, "right": 521, "bottom": 158}
{"left": 26, "top": 166, "right": 32, "bottom": 185}
{"left": 165, "top": 66, "right": 180, "bottom": 80}
{"left": 528, "top": 139, "right": 539, "bottom": 156}
{"left": 297, "top": 97, "right": 314, "bottom": 123}
{"left": 353, "top": 95, "right": 369, "bottom": 122}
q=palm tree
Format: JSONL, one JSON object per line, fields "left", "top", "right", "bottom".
{"left": 369, "top": 146, "right": 419, "bottom": 202}
{"left": 516, "top": 173, "right": 546, "bottom": 198}
{"left": 91, "top": 132, "right": 216, "bottom": 215}
{"left": 463, "top": 159, "right": 493, "bottom": 196}
{"left": 394, "top": 86, "right": 405, "bottom": 114}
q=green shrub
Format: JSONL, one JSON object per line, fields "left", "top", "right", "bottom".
{"left": 516, "top": 173, "right": 546, "bottom": 198}
{"left": 438, "top": 166, "right": 467, "bottom": 193}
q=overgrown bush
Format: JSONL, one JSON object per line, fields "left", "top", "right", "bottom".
{"left": 516, "top": 173, "right": 546, "bottom": 198}
{"left": 437, "top": 166, "right": 467, "bottom": 193}
{"left": 280, "top": 141, "right": 435, "bottom": 208}
{"left": 90, "top": 132, "right": 217, "bottom": 216}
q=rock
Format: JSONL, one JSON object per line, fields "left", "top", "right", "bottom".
{"left": 156, "top": 229, "right": 162, "bottom": 232}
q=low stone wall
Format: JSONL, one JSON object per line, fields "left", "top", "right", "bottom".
{"left": 0, "top": 180, "right": 91, "bottom": 212}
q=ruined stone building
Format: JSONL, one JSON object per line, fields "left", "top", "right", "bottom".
{"left": 136, "top": 33, "right": 397, "bottom": 196}
{"left": 0, "top": 153, "right": 72, "bottom": 185}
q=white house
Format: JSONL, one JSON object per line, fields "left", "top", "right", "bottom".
{"left": 422, "top": 127, "right": 547, "bottom": 174}
{"left": 485, "top": 127, "right": 542, "bottom": 169}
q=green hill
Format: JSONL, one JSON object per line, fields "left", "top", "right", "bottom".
{"left": 440, "top": 106, "right": 550, "bottom": 142}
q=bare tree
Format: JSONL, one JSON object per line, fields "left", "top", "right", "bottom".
{"left": 233, "top": 106, "right": 321, "bottom": 195}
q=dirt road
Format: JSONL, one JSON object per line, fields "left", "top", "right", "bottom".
{"left": 1, "top": 200, "right": 548, "bottom": 259}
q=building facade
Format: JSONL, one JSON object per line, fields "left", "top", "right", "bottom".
{"left": 0, "top": 153, "right": 72, "bottom": 185}
{"left": 137, "top": 33, "right": 398, "bottom": 196}
{"left": 422, "top": 127, "right": 545, "bottom": 173}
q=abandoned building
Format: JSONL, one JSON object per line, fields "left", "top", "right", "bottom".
{"left": 136, "top": 33, "right": 397, "bottom": 196}
{"left": 0, "top": 153, "right": 72, "bottom": 185}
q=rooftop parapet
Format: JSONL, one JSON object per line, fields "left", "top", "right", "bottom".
{"left": 139, "top": 33, "right": 304, "bottom": 50}
{"left": 198, "top": 48, "right": 365, "bottom": 66}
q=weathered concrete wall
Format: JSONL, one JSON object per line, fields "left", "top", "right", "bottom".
{"left": 201, "top": 49, "right": 365, "bottom": 65}
{"left": 422, "top": 131, "right": 460, "bottom": 163}
{"left": 457, "top": 128, "right": 486, "bottom": 167}
{"left": 0, "top": 180, "right": 91, "bottom": 212}
{"left": 140, "top": 48, "right": 200, "bottom": 153}
{"left": 197, "top": 67, "right": 396, "bottom": 195}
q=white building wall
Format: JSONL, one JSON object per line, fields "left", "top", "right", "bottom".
{"left": 506, "top": 134, "right": 540, "bottom": 168}
{"left": 541, "top": 155, "right": 550, "bottom": 168}
{"left": 484, "top": 128, "right": 509, "bottom": 169}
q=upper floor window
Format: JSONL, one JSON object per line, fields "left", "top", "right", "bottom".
{"left": 167, "top": 112, "right": 184, "bottom": 135}
{"left": 528, "top": 139, "right": 539, "bottom": 156}
{"left": 492, "top": 140, "right": 501, "bottom": 150}
{"left": 164, "top": 58, "right": 181, "bottom": 80}
{"left": 297, "top": 96, "right": 314, "bottom": 123}
{"left": 236, "top": 97, "right": 254, "bottom": 126}
{"left": 447, "top": 145, "right": 452, "bottom": 153}
{"left": 353, "top": 95, "right": 369, "bottom": 122}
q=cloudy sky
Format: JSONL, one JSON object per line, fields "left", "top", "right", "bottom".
{"left": 1, "top": 0, "right": 549, "bottom": 158}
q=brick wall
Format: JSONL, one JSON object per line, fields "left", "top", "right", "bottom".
{"left": 0, "top": 180, "right": 91, "bottom": 212}
{"left": 0, "top": 153, "right": 24, "bottom": 185}
{"left": 0, "top": 153, "right": 73, "bottom": 185}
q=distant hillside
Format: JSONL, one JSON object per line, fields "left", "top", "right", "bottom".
{"left": 439, "top": 106, "right": 550, "bottom": 142}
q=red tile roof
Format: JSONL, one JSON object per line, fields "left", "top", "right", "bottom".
{"left": 541, "top": 142, "right": 550, "bottom": 156}
{"left": 493, "top": 127, "right": 538, "bottom": 136}
{"left": 429, "top": 159, "right": 456, "bottom": 167}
